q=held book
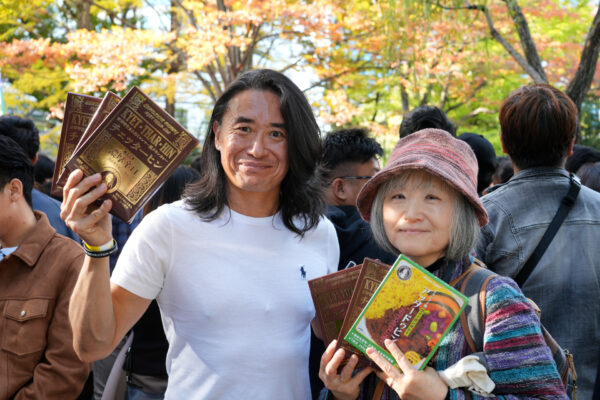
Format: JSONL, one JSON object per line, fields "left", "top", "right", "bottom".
{"left": 51, "top": 93, "right": 102, "bottom": 197}
{"left": 336, "top": 258, "right": 391, "bottom": 367}
{"left": 55, "top": 91, "right": 122, "bottom": 192}
{"left": 344, "top": 255, "right": 467, "bottom": 370}
{"left": 309, "top": 265, "right": 362, "bottom": 346}
{"left": 62, "top": 86, "right": 199, "bottom": 223}
{"left": 74, "top": 91, "right": 121, "bottom": 155}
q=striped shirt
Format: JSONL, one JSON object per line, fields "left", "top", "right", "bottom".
{"left": 320, "top": 259, "right": 568, "bottom": 399}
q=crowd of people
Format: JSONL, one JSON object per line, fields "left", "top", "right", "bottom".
{"left": 0, "top": 69, "right": 599, "bottom": 400}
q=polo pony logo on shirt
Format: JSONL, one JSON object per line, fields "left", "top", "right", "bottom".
{"left": 300, "top": 265, "right": 306, "bottom": 280}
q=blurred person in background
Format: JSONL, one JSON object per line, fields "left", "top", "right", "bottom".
{"left": 476, "top": 84, "right": 600, "bottom": 398}
{"left": 0, "top": 136, "right": 90, "bottom": 399}
{"left": 399, "top": 105, "right": 456, "bottom": 138}
{"left": 0, "top": 115, "right": 79, "bottom": 242}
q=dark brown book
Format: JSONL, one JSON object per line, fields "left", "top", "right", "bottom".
{"left": 51, "top": 93, "right": 102, "bottom": 197}
{"left": 336, "top": 258, "right": 391, "bottom": 367}
{"left": 74, "top": 91, "right": 121, "bottom": 155}
{"left": 56, "top": 92, "right": 122, "bottom": 191}
{"left": 63, "top": 86, "right": 199, "bottom": 223}
{"left": 309, "top": 265, "right": 362, "bottom": 346}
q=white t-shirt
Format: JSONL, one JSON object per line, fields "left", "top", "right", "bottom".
{"left": 111, "top": 201, "right": 339, "bottom": 399}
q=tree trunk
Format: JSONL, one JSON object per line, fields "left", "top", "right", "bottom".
{"left": 400, "top": 85, "right": 410, "bottom": 113}
{"left": 502, "top": 0, "right": 548, "bottom": 82}
{"left": 566, "top": 2, "right": 600, "bottom": 113}
{"left": 75, "top": 0, "right": 91, "bottom": 30}
{"left": 166, "top": 0, "right": 182, "bottom": 117}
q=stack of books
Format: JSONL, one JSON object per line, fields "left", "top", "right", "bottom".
{"left": 51, "top": 87, "right": 199, "bottom": 223}
{"left": 309, "top": 255, "right": 467, "bottom": 370}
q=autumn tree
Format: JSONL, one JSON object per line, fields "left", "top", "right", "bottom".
{"left": 434, "top": 0, "right": 600, "bottom": 141}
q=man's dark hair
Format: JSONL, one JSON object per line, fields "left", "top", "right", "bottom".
{"left": 185, "top": 69, "right": 325, "bottom": 236}
{"left": 500, "top": 83, "right": 577, "bottom": 170}
{"left": 565, "top": 144, "right": 600, "bottom": 173}
{"left": 0, "top": 136, "right": 34, "bottom": 207}
{"left": 577, "top": 161, "right": 600, "bottom": 193}
{"left": 0, "top": 115, "right": 40, "bottom": 161}
{"left": 492, "top": 156, "right": 514, "bottom": 185}
{"left": 458, "top": 132, "right": 497, "bottom": 195}
{"left": 399, "top": 106, "right": 456, "bottom": 138}
{"left": 147, "top": 165, "right": 200, "bottom": 213}
{"left": 34, "top": 153, "right": 55, "bottom": 185}
{"left": 321, "top": 128, "right": 383, "bottom": 176}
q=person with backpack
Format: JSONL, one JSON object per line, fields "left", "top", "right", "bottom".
{"left": 475, "top": 84, "right": 600, "bottom": 399}
{"left": 318, "top": 129, "right": 568, "bottom": 399}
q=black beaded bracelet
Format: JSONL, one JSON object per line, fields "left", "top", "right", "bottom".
{"left": 83, "top": 242, "right": 119, "bottom": 258}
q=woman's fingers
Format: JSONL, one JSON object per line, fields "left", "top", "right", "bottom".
{"left": 366, "top": 346, "right": 401, "bottom": 378}
{"left": 384, "top": 339, "right": 416, "bottom": 374}
{"left": 325, "top": 347, "right": 346, "bottom": 376}
{"left": 339, "top": 353, "right": 358, "bottom": 382}
{"left": 351, "top": 362, "right": 374, "bottom": 383}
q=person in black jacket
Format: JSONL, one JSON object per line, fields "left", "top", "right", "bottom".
{"left": 309, "top": 128, "right": 396, "bottom": 398}
{"left": 321, "top": 128, "right": 396, "bottom": 270}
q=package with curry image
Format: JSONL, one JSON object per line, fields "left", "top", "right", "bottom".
{"left": 345, "top": 255, "right": 467, "bottom": 370}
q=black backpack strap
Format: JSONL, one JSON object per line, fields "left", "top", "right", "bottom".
{"left": 514, "top": 173, "right": 581, "bottom": 287}
{"left": 456, "top": 263, "right": 496, "bottom": 353}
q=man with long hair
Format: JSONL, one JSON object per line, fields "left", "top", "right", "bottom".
{"left": 61, "top": 69, "right": 339, "bottom": 399}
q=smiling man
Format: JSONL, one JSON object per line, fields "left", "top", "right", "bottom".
{"left": 61, "top": 70, "right": 339, "bottom": 399}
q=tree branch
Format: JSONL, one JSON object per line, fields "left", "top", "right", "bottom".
{"left": 502, "top": 0, "right": 547, "bottom": 82}
{"left": 566, "top": 1, "right": 600, "bottom": 111}
{"left": 171, "top": 0, "right": 198, "bottom": 28}
{"left": 193, "top": 70, "right": 217, "bottom": 103}
{"left": 445, "top": 79, "right": 487, "bottom": 112}
{"left": 433, "top": 0, "right": 547, "bottom": 83}
{"left": 302, "top": 64, "right": 372, "bottom": 92}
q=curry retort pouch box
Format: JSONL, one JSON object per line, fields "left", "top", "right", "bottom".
{"left": 345, "top": 254, "right": 467, "bottom": 370}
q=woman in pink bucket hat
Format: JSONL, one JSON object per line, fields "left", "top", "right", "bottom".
{"left": 318, "top": 129, "right": 567, "bottom": 400}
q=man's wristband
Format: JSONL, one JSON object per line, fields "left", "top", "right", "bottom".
{"left": 83, "top": 239, "right": 118, "bottom": 258}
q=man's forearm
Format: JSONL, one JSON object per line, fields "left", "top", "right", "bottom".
{"left": 69, "top": 255, "right": 116, "bottom": 362}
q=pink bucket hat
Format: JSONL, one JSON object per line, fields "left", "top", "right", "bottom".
{"left": 356, "top": 128, "right": 488, "bottom": 227}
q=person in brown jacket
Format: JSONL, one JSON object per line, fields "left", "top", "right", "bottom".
{"left": 0, "top": 136, "right": 90, "bottom": 399}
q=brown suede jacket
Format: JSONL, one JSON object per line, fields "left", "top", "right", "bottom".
{"left": 0, "top": 211, "right": 90, "bottom": 400}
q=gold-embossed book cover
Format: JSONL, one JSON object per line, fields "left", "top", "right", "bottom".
{"left": 51, "top": 93, "right": 102, "bottom": 197}
{"left": 56, "top": 91, "right": 122, "bottom": 191}
{"left": 74, "top": 91, "right": 121, "bottom": 155}
{"left": 308, "top": 265, "right": 362, "bottom": 346}
{"left": 63, "top": 86, "right": 199, "bottom": 223}
{"left": 336, "top": 258, "right": 390, "bottom": 367}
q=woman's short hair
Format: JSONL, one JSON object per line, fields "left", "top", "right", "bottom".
{"left": 369, "top": 170, "right": 480, "bottom": 263}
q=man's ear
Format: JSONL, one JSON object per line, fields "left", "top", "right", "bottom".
{"left": 32, "top": 153, "right": 38, "bottom": 165}
{"left": 331, "top": 177, "right": 347, "bottom": 202}
{"left": 567, "top": 136, "right": 576, "bottom": 157}
{"left": 8, "top": 178, "right": 24, "bottom": 202}
{"left": 213, "top": 121, "right": 222, "bottom": 151}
